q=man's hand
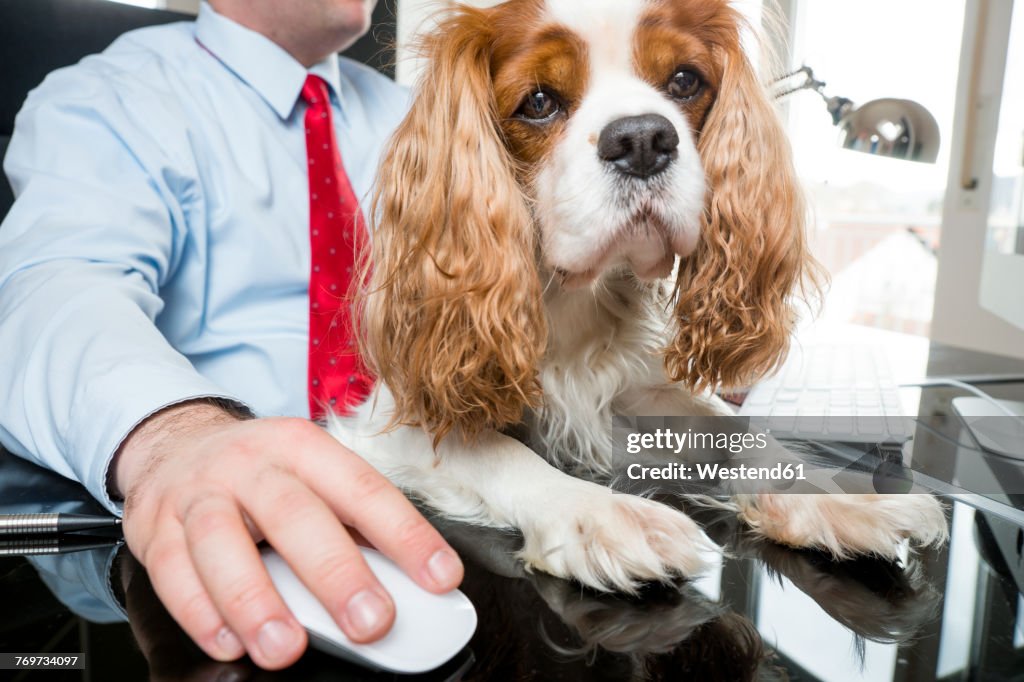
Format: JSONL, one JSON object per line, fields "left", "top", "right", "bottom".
{"left": 112, "top": 401, "right": 464, "bottom": 670}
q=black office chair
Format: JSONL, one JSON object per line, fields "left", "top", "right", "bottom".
{"left": 0, "top": 0, "right": 189, "bottom": 221}
{"left": 0, "top": 0, "right": 397, "bottom": 223}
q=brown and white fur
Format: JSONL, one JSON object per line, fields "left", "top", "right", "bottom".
{"left": 327, "top": 0, "right": 947, "bottom": 592}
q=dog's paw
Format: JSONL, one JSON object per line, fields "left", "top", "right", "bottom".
{"left": 517, "top": 484, "right": 715, "bottom": 593}
{"left": 735, "top": 494, "right": 948, "bottom": 561}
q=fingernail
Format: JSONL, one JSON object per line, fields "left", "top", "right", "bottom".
{"left": 215, "top": 626, "right": 245, "bottom": 659}
{"left": 345, "top": 589, "right": 390, "bottom": 639}
{"left": 257, "top": 619, "right": 301, "bottom": 662}
{"left": 426, "top": 549, "right": 462, "bottom": 588}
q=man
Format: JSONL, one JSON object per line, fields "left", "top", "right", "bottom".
{"left": 0, "top": 0, "right": 464, "bottom": 671}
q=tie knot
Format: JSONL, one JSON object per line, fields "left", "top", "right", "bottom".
{"left": 301, "top": 75, "right": 330, "bottom": 107}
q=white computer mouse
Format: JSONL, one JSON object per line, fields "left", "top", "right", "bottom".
{"left": 952, "top": 397, "right": 1024, "bottom": 459}
{"left": 260, "top": 545, "right": 477, "bottom": 674}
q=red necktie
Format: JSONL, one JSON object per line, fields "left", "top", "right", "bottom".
{"left": 301, "top": 75, "right": 373, "bottom": 419}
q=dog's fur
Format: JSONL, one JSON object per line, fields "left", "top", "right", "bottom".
{"left": 326, "top": 0, "right": 947, "bottom": 592}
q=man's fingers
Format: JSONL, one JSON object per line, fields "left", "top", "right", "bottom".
{"left": 296, "top": 442, "right": 464, "bottom": 594}
{"left": 142, "top": 526, "right": 246, "bottom": 662}
{"left": 121, "top": 416, "right": 463, "bottom": 674}
{"left": 181, "top": 495, "right": 307, "bottom": 670}
{"left": 239, "top": 472, "right": 396, "bottom": 643}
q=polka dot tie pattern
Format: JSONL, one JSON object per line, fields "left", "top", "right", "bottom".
{"left": 301, "top": 75, "right": 373, "bottom": 420}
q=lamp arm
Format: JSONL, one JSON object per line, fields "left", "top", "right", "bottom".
{"left": 824, "top": 96, "right": 855, "bottom": 125}
{"left": 772, "top": 65, "right": 855, "bottom": 126}
{"left": 772, "top": 65, "right": 828, "bottom": 100}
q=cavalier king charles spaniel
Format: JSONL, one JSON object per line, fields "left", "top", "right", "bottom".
{"left": 328, "top": 0, "right": 948, "bottom": 592}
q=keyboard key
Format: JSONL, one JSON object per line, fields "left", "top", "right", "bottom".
{"left": 856, "top": 391, "right": 878, "bottom": 408}
{"left": 826, "top": 416, "right": 855, "bottom": 434}
{"left": 857, "top": 416, "right": 886, "bottom": 437}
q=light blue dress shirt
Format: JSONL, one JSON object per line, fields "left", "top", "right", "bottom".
{"left": 0, "top": 3, "right": 410, "bottom": 515}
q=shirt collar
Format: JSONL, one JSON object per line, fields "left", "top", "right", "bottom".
{"left": 194, "top": 2, "right": 343, "bottom": 120}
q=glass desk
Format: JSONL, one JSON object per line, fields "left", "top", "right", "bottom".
{"left": 2, "top": 334, "right": 1023, "bottom": 680}
{"left": 1, "top": 456, "right": 1022, "bottom": 681}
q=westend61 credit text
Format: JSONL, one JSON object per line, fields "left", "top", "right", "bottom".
{"left": 626, "top": 462, "right": 808, "bottom": 481}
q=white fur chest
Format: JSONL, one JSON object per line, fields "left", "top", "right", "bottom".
{"left": 529, "top": 272, "right": 671, "bottom": 472}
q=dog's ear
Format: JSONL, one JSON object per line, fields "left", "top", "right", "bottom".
{"left": 359, "top": 8, "right": 546, "bottom": 443}
{"left": 665, "top": 23, "right": 820, "bottom": 392}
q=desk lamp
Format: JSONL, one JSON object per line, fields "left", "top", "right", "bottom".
{"left": 774, "top": 65, "right": 940, "bottom": 163}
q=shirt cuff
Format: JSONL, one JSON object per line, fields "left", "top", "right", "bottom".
{"left": 27, "top": 543, "right": 128, "bottom": 625}
{"left": 68, "top": 367, "right": 255, "bottom": 517}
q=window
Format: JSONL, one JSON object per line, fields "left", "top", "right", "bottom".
{"left": 784, "top": 0, "right": 967, "bottom": 336}
{"left": 987, "top": 2, "right": 1024, "bottom": 258}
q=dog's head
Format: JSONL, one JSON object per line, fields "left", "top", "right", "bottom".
{"left": 362, "top": 0, "right": 817, "bottom": 440}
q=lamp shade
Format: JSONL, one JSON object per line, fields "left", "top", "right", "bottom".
{"left": 836, "top": 98, "right": 940, "bottom": 163}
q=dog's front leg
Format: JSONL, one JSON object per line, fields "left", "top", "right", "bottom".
{"left": 326, "top": 393, "right": 714, "bottom": 593}
{"left": 732, "top": 493, "right": 947, "bottom": 561}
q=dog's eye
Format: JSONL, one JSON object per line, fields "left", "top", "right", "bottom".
{"left": 667, "top": 69, "right": 703, "bottom": 101}
{"left": 516, "top": 89, "right": 561, "bottom": 122}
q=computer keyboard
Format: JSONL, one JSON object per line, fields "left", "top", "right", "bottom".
{"left": 737, "top": 343, "right": 911, "bottom": 443}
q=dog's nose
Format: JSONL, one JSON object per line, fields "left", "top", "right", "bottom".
{"left": 597, "top": 114, "right": 679, "bottom": 178}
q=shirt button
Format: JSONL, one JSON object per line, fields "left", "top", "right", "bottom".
{"left": 330, "top": 397, "right": 337, "bottom": 406}
{"left": 312, "top": 379, "right": 319, "bottom": 387}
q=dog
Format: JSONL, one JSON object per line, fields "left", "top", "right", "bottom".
{"left": 327, "top": 0, "right": 948, "bottom": 593}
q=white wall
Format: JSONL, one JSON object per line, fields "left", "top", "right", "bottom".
{"left": 104, "top": 0, "right": 199, "bottom": 12}
{"left": 165, "top": 0, "right": 199, "bottom": 13}
{"left": 395, "top": 0, "right": 502, "bottom": 85}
